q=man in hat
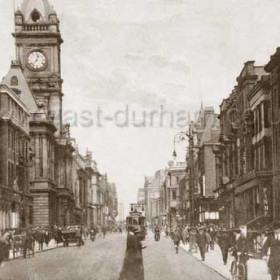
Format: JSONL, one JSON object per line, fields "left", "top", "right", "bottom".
{"left": 262, "top": 221, "right": 280, "bottom": 280}
{"left": 232, "top": 228, "right": 249, "bottom": 280}
{"left": 217, "top": 227, "right": 232, "bottom": 265}
{"left": 172, "top": 228, "right": 182, "bottom": 254}
{"left": 196, "top": 226, "right": 208, "bottom": 261}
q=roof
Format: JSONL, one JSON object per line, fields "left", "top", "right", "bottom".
{"left": 2, "top": 62, "right": 38, "bottom": 114}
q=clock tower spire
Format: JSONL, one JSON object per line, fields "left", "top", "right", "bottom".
{"left": 13, "top": 0, "right": 63, "bottom": 136}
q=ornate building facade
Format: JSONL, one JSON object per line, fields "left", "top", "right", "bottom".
{"left": 265, "top": 48, "right": 280, "bottom": 222}
{"left": 193, "top": 106, "right": 220, "bottom": 225}
{"left": 0, "top": 83, "right": 33, "bottom": 231}
{"left": 0, "top": 0, "right": 119, "bottom": 231}
{"left": 10, "top": 0, "right": 75, "bottom": 227}
{"left": 217, "top": 61, "right": 273, "bottom": 229}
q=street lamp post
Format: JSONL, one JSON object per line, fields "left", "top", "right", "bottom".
{"left": 173, "top": 124, "right": 195, "bottom": 227}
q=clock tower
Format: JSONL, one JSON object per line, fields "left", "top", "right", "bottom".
{"left": 13, "top": 0, "right": 63, "bottom": 136}
{"left": 10, "top": 1, "right": 75, "bottom": 228}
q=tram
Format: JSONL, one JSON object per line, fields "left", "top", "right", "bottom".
{"left": 126, "top": 203, "right": 146, "bottom": 244}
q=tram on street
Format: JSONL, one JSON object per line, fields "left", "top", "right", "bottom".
{"left": 126, "top": 203, "right": 146, "bottom": 247}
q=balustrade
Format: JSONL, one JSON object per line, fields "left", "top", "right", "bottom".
{"left": 23, "top": 24, "right": 49, "bottom": 32}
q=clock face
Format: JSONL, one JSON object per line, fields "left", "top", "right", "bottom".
{"left": 28, "top": 51, "right": 46, "bottom": 70}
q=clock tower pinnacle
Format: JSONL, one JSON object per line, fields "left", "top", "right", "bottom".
{"left": 13, "top": 0, "right": 63, "bottom": 136}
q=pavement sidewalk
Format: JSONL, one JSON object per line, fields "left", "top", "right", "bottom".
{"left": 8, "top": 239, "right": 62, "bottom": 260}
{"left": 180, "top": 242, "right": 271, "bottom": 280}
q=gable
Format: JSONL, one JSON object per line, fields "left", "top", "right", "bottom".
{"left": 2, "top": 64, "right": 38, "bottom": 113}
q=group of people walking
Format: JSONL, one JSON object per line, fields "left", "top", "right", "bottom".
{"left": 152, "top": 221, "right": 280, "bottom": 280}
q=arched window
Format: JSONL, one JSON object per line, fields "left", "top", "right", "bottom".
{"left": 11, "top": 76, "right": 18, "bottom": 86}
{"left": 31, "top": 9, "right": 40, "bottom": 22}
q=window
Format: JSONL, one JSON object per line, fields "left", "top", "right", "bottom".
{"left": 29, "top": 207, "right": 33, "bottom": 225}
{"left": 10, "top": 76, "right": 18, "bottom": 86}
{"left": 172, "top": 190, "right": 177, "bottom": 200}
{"left": 31, "top": 9, "right": 40, "bottom": 22}
{"left": 258, "top": 105, "right": 262, "bottom": 132}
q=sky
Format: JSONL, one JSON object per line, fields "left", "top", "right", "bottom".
{"left": 1, "top": 0, "right": 280, "bottom": 215}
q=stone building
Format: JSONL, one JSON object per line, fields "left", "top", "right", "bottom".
{"left": 4, "top": 59, "right": 58, "bottom": 227}
{"left": 84, "top": 150, "right": 99, "bottom": 228}
{"left": 165, "top": 162, "right": 187, "bottom": 229}
{"left": 137, "top": 188, "right": 145, "bottom": 204}
{"left": 106, "top": 183, "right": 118, "bottom": 227}
{"left": 118, "top": 203, "right": 125, "bottom": 223}
{"left": 144, "top": 170, "right": 165, "bottom": 226}
{"left": 71, "top": 143, "right": 88, "bottom": 226}
{"left": 265, "top": 48, "right": 280, "bottom": 222}
{"left": 0, "top": 0, "right": 118, "bottom": 229}
{"left": 5, "top": 0, "right": 76, "bottom": 227}
{"left": 217, "top": 61, "right": 272, "bottom": 229}
{"left": 178, "top": 172, "right": 189, "bottom": 225}
{"left": 0, "top": 83, "right": 33, "bottom": 231}
{"left": 193, "top": 106, "right": 221, "bottom": 225}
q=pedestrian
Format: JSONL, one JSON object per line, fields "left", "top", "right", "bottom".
{"left": 45, "top": 229, "right": 50, "bottom": 247}
{"left": 205, "top": 229, "right": 212, "bottom": 252}
{"left": 32, "top": 229, "right": 37, "bottom": 249}
{"left": 231, "top": 228, "right": 249, "bottom": 280}
{"left": 196, "top": 226, "right": 208, "bottom": 261}
{"left": 262, "top": 221, "right": 280, "bottom": 280}
{"left": 0, "top": 237, "right": 4, "bottom": 265}
{"left": 209, "top": 226, "right": 216, "bottom": 250}
{"left": 165, "top": 226, "right": 169, "bottom": 237}
{"left": 189, "top": 227, "right": 198, "bottom": 253}
{"left": 83, "top": 226, "right": 89, "bottom": 240}
{"left": 119, "top": 226, "right": 123, "bottom": 234}
{"left": 1, "top": 231, "right": 12, "bottom": 260}
{"left": 37, "top": 230, "right": 45, "bottom": 251}
{"left": 75, "top": 227, "right": 82, "bottom": 248}
{"left": 182, "top": 225, "right": 190, "bottom": 245}
{"left": 172, "top": 228, "right": 181, "bottom": 254}
{"left": 154, "top": 225, "right": 160, "bottom": 241}
{"left": 119, "top": 226, "right": 144, "bottom": 280}
{"left": 127, "top": 226, "right": 142, "bottom": 251}
{"left": 0, "top": 231, "right": 9, "bottom": 264}
{"left": 23, "top": 230, "right": 34, "bottom": 258}
{"left": 217, "top": 227, "right": 232, "bottom": 265}
{"left": 102, "top": 226, "right": 107, "bottom": 238}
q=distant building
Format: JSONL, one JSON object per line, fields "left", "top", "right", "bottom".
{"left": 193, "top": 106, "right": 221, "bottom": 225}
{"left": 118, "top": 203, "right": 125, "bottom": 222}
{"left": 144, "top": 170, "right": 166, "bottom": 225}
{"left": 165, "top": 162, "right": 187, "bottom": 229}
{"left": 137, "top": 188, "right": 145, "bottom": 204}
